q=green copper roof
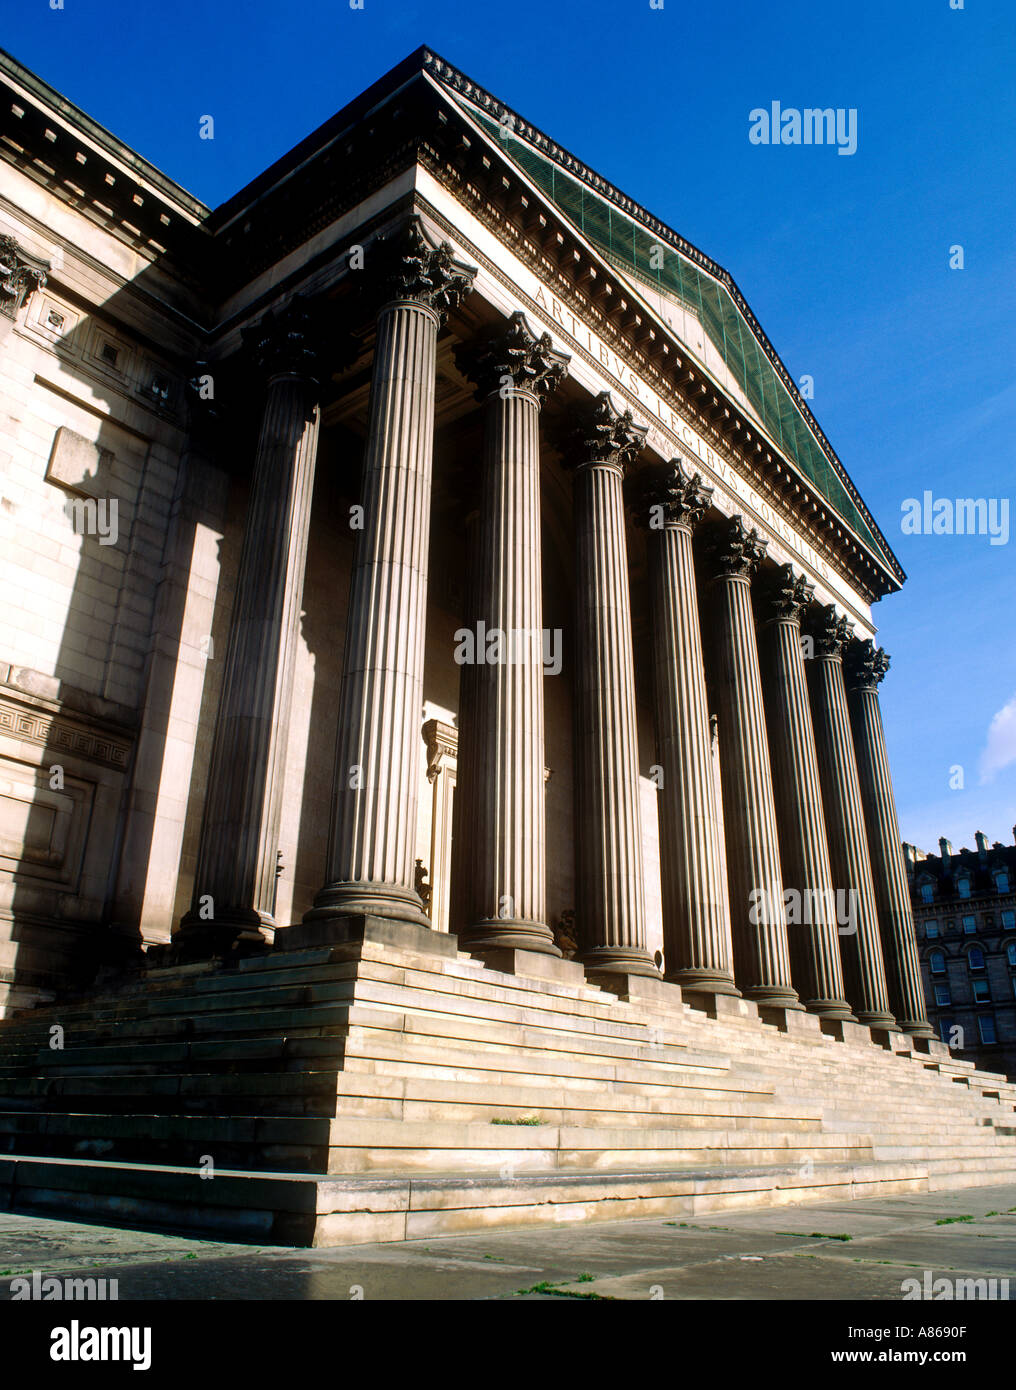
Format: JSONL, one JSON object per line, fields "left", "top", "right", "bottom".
{"left": 466, "top": 103, "right": 893, "bottom": 571}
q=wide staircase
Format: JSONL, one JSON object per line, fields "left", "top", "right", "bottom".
{"left": 0, "top": 918, "right": 1014, "bottom": 1246}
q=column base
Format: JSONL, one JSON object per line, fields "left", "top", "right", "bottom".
{"left": 665, "top": 966, "right": 740, "bottom": 999}
{"left": 801, "top": 997, "right": 856, "bottom": 1022}
{"left": 683, "top": 991, "right": 761, "bottom": 1023}
{"left": 276, "top": 912, "right": 457, "bottom": 958}
{"left": 586, "top": 972, "right": 683, "bottom": 1009}
{"left": 898, "top": 1019, "right": 936, "bottom": 1039}
{"left": 579, "top": 945, "right": 661, "bottom": 979}
{"left": 742, "top": 985, "right": 804, "bottom": 1011}
{"left": 151, "top": 912, "right": 269, "bottom": 967}
{"left": 854, "top": 1009, "right": 899, "bottom": 1029}
{"left": 758, "top": 1004, "right": 823, "bottom": 1036}
{"left": 471, "top": 947, "right": 581, "bottom": 984}
{"left": 820, "top": 1017, "right": 872, "bottom": 1046}
{"left": 460, "top": 918, "right": 560, "bottom": 958}
{"left": 912, "top": 1036, "right": 951, "bottom": 1058}
{"left": 303, "top": 880, "right": 432, "bottom": 930}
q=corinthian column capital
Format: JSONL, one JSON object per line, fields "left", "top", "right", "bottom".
{"left": 627, "top": 457, "right": 713, "bottom": 531}
{"left": 706, "top": 514, "right": 767, "bottom": 579}
{"left": 456, "top": 310, "right": 569, "bottom": 403}
{"left": 845, "top": 638, "right": 891, "bottom": 690}
{"left": 807, "top": 603, "right": 854, "bottom": 658}
{"left": 374, "top": 215, "right": 476, "bottom": 323}
{"left": 0, "top": 234, "right": 49, "bottom": 319}
{"left": 241, "top": 294, "right": 326, "bottom": 387}
{"left": 759, "top": 563, "right": 815, "bottom": 622}
{"left": 564, "top": 392, "right": 647, "bottom": 474}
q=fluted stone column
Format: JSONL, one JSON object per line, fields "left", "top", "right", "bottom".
{"left": 704, "top": 517, "right": 801, "bottom": 1010}
{"left": 178, "top": 297, "right": 323, "bottom": 952}
{"left": 846, "top": 640, "right": 934, "bottom": 1036}
{"left": 453, "top": 312, "right": 569, "bottom": 955}
{"left": 305, "top": 218, "right": 475, "bottom": 928}
{"left": 565, "top": 394, "right": 657, "bottom": 977}
{"left": 628, "top": 459, "right": 737, "bottom": 998}
{"left": 757, "top": 567, "right": 853, "bottom": 1019}
{"left": 805, "top": 607, "right": 896, "bottom": 1027}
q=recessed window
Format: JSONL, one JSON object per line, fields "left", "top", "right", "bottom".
{"left": 921, "top": 883, "right": 935, "bottom": 904}
{"left": 929, "top": 949, "right": 946, "bottom": 975}
{"left": 968, "top": 946, "right": 986, "bottom": 972}
{"left": 925, "top": 919, "right": 939, "bottom": 938}
{"left": 962, "top": 915, "right": 977, "bottom": 935}
{"left": 996, "top": 872, "right": 1010, "bottom": 894}
{"left": 1002, "top": 910, "right": 1015, "bottom": 930}
{"left": 957, "top": 877, "right": 972, "bottom": 899}
{"left": 978, "top": 1015, "right": 997, "bottom": 1044}
{"left": 934, "top": 983, "right": 951, "bottom": 1006}
{"left": 972, "top": 978, "right": 990, "bottom": 1003}
{"left": 100, "top": 342, "right": 119, "bottom": 367}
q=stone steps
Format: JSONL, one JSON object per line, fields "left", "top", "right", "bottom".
{"left": 1, "top": 917, "right": 1014, "bottom": 1244}
{"left": 0, "top": 1152, "right": 936, "bottom": 1246}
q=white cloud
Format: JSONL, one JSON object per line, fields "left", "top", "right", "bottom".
{"left": 979, "top": 691, "right": 1016, "bottom": 783}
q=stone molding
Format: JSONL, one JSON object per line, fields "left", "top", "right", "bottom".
{"left": 0, "top": 695, "right": 132, "bottom": 771}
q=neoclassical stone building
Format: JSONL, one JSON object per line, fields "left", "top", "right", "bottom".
{"left": 1, "top": 46, "right": 1014, "bottom": 1243}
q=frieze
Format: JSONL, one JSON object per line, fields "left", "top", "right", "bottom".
{"left": 0, "top": 697, "right": 132, "bottom": 770}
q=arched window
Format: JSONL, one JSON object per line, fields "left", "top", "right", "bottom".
{"left": 929, "top": 949, "right": 946, "bottom": 975}
{"left": 968, "top": 946, "right": 986, "bottom": 972}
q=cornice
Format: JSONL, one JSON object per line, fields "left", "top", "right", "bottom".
{"left": 421, "top": 49, "right": 902, "bottom": 590}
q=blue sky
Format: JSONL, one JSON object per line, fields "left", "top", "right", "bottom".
{"left": 6, "top": 0, "right": 1015, "bottom": 853}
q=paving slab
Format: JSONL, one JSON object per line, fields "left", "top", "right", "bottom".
{"left": 1, "top": 1182, "right": 1014, "bottom": 1301}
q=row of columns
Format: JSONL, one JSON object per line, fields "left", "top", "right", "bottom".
{"left": 175, "top": 214, "right": 931, "bottom": 1038}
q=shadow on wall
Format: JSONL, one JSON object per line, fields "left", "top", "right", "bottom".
{"left": 0, "top": 245, "right": 253, "bottom": 1009}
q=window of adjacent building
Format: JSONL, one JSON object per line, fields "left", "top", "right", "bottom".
{"left": 962, "top": 915, "right": 977, "bottom": 934}
{"left": 972, "top": 979, "right": 990, "bottom": 1003}
{"left": 996, "top": 871, "right": 1010, "bottom": 894}
{"left": 939, "top": 1017, "right": 955, "bottom": 1044}
{"left": 929, "top": 949, "right": 946, "bottom": 975}
{"left": 1003, "top": 910, "right": 1015, "bottom": 930}
{"left": 920, "top": 882, "right": 935, "bottom": 903}
{"left": 957, "top": 877, "right": 972, "bottom": 899}
{"left": 925, "top": 919, "right": 939, "bottom": 938}
{"left": 934, "top": 984, "right": 951, "bottom": 1006}
{"left": 978, "top": 1015, "right": 998, "bottom": 1045}
{"left": 1008, "top": 942, "right": 1016, "bottom": 968}
{"left": 968, "top": 946, "right": 986, "bottom": 972}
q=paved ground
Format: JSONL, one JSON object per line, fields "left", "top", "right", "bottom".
{"left": 1, "top": 1184, "right": 1015, "bottom": 1300}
